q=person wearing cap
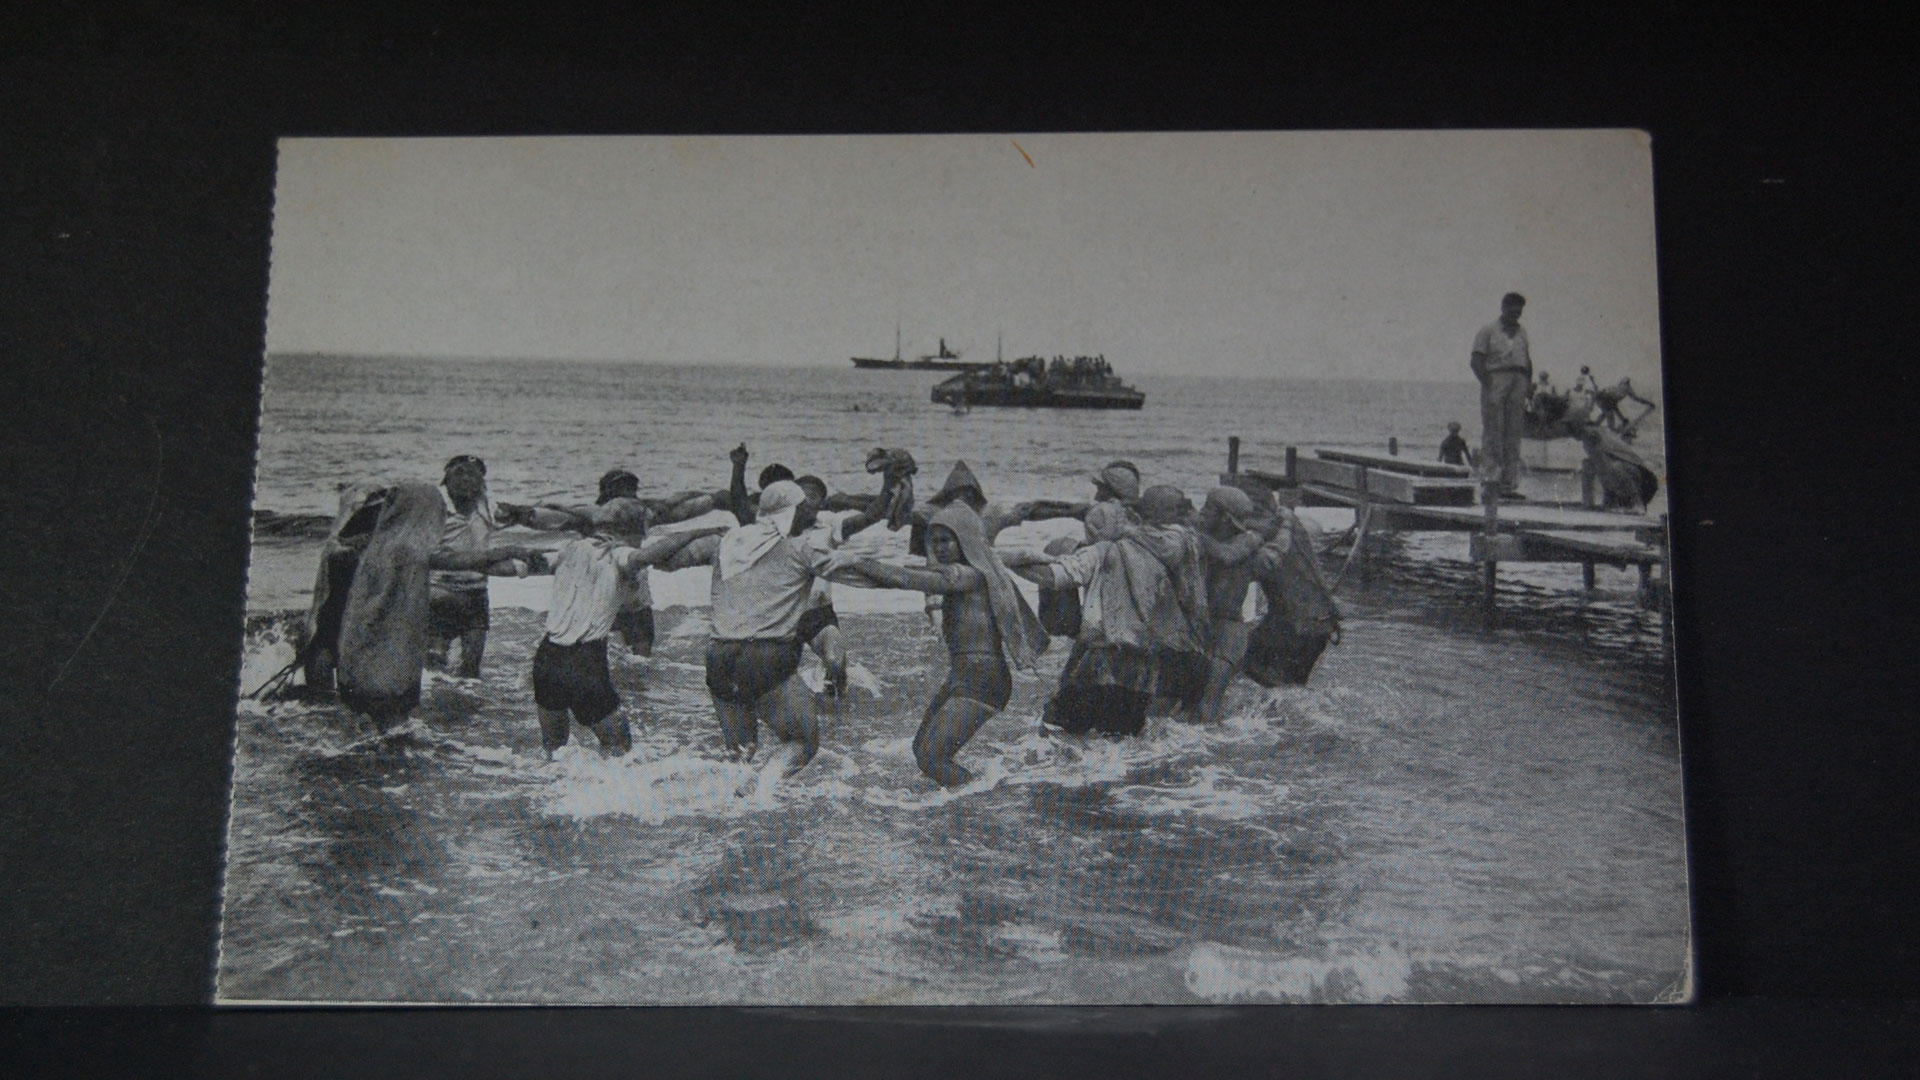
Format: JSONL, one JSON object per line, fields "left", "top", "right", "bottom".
{"left": 1190, "top": 486, "right": 1273, "bottom": 723}
{"left": 1438, "top": 422, "right": 1473, "bottom": 467}
{"left": 1471, "top": 292, "right": 1533, "bottom": 501}
{"left": 428, "top": 454, "right": 543, "bottom": 677}
{"left": 705, "top": 480, "right": 865, "bottom": 776}
{"left": 530, "top": 497, "right": 725, "bottom": 760}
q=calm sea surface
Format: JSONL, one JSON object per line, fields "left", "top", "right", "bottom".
{"left": 220, "top": 355, "right": 1685, "bottom": 1004}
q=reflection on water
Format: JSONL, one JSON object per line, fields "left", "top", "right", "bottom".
{"left": 219, "top": 567, "right": 1687, "bottom": 1004}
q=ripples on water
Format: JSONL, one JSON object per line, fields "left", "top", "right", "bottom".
{"left": 221, "top": 578, "right": 1685, "bottom": 1004}
{"left": 220, "top": 355, "right": 1685, "bottom": 1004}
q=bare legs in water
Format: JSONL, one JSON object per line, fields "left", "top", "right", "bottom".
{"left": 537, "top": 705, "right": 633, "bottom": 760}
{"left": 716, "top": 674, "right": 820, "bottom": 778}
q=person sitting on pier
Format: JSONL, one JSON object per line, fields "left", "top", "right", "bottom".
{"left": 1439, "top": 421, "right": 1474, "bottom": 467}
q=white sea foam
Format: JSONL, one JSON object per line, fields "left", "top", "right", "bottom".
{"left": 1183, "top": 941, "right": 1414, "bottom": 1003}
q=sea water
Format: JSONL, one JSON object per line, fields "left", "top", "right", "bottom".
{"left": 218, "top": 355, "right": 1684, "bottom": 1004}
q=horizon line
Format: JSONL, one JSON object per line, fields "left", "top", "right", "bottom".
{"left": 262, "top": 350, "right": 1476, "bottom": 384}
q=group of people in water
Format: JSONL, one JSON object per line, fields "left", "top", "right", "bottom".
{"left": 272, "top": 445, "right": 1341, "bottom": 789}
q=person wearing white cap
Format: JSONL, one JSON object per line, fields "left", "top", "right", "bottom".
{"left": 705, "top": 480, "right": 858, "bottom": 776}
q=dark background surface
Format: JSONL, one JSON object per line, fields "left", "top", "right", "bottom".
{"left": 3, "top": 5, "right": 1916, "bottom": 1075}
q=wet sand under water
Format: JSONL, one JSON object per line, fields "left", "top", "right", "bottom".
{"left": 217, "top": 543, "right": 1687, "bottom": 1005}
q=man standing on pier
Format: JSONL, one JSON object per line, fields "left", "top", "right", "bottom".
{"left": 1471, "top": 292, "right": 1534, "bottom": 501}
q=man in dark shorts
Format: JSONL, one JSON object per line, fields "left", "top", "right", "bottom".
{"left": 530, "top": 497, "right": 724, "bottom": 759}
{"left": 829, "top": 502, "right": 1047, "bottom": 786}
{"left": 428, "top": 454, "right": 544, "bottom": 677}
{"left": 706, "top": 481, "right": 851, "bottom": 776}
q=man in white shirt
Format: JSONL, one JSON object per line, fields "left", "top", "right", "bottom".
{"left": 706, "top": 481, "right": 855, "bottom": 776}
{"left": 530, "top": 498, "right": 723, "bottom": 759}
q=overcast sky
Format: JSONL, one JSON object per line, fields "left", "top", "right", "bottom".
{"left": 265, "top": 131, "right": 1662, "bottom": 384}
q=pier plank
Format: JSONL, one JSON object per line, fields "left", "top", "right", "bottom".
{"left": 1295, "top": 457, "right": 1367, "bottom": 491}
{"left": 1361, "top": 469, "right": 1478, "bottom": 506}
{"left": 1316, "top": 448, "right": 1472, "bottom": 479}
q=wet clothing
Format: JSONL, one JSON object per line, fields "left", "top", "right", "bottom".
{"left": 431, "top": 486, "right": 499, "bottom": 594}
{"left": 930, "top": 651, "right": 1014, "bottom": 713}
{"left": 1045, "top": 640, "right": 1152, "bottom": 736}
{"left": 544, "top": 536, "right": 648, "bottom": 646}
{"left": 794, "top": 603, "right": 839, "bottom": 645}
{"left": 1243, "top": 512, "right": 1341, "bottom": 687}
{"left": 1439, "top": 434, "right": 1471, "bottom": 465}
{"left": 337, "top": 484, "right": 445, "bottom": 720}
{"left": 532, "top": 636, "right": 620, "bottom": 724}
{"left": 428, "top": 586, "right": 490, "bottom": 639}
{"left": 710, "top": 482, "right": 840, "bottom": 642}
{"left": 613, "top": 607, "right": 655, "bottom": 654}
{"left": 704, "top": 637, "right": 804, "bottom": 704}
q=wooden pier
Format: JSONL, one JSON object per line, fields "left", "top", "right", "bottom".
{"left": 1222, "top": 437, "right": 1672, "bottom": 637}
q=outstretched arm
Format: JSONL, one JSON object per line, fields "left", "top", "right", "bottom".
{"left": 429, "top": 544, "right": 541, "bottom": 572}
{"left": 653, "top": 533, "right": 722, "bottom": 571}
{"left": 1020, "top": 499, "right": 1091, "bottom": 523}
{"left": 847, "top": 559, "right": 982, "bottom": 595}
{"left": 633, "top": 526, "right": 729, "bottom": 567}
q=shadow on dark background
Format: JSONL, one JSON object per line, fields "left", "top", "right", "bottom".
{"left": 3, "top": 6, "right": 1915, "bottom": 1075}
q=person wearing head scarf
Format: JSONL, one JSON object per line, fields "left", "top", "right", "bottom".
{"left": 1131, "top": 485, "right": 1213, "bottom": 718}
{"left": 528, "top": 497, "right": 725, "bottom": 760}
{"left": 1189, "top": 485, "right": 1272, "bottom": 723}
{"left": 1010, "top": 500, "right": 1200, "bottom": 737}
{"left": 706, "top": 480, "right": 855, "bottom": 776}
{"left": 1243, "top": 500, "right": 1342, "bottom": 688}
{"left": 909, "top": 460, "right": 1041, "bottom": 555}
{"left": 829, "top": 502, "right": 1049, "bottom": 786}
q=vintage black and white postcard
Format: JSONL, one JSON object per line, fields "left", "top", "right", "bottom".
{"left": 217, "top": 131, "right": 1688, "bottom": 1005}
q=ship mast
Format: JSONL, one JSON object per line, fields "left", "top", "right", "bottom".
{"left": 894, "top": 324, "right": 901, "bottom": 362}
{"left": 997, "top": 329, "right": 1002, "bottom": 363}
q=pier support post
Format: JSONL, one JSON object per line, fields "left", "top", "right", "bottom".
{"left": 1284, "top": 446, "right": 1298, "bottom": 483}
{"left": 1582, "top": 560, "right": 1597, "bottom": 592}
{"left": 1388, "top": 436, "right": 1399, "bottom": 456}
{"left": 1481, "top": 481, "right": 1500, "bottom": 628}
{"left": 1228, "top": 436, "right": 1241, "bottom": 476}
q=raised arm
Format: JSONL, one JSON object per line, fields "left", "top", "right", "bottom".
{"left": 727, "top": 444, "right": 755, "bottom": 524}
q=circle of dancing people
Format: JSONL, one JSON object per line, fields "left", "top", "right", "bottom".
{"left": 266, "top": 445, "right": 1341, "bottom": 789}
